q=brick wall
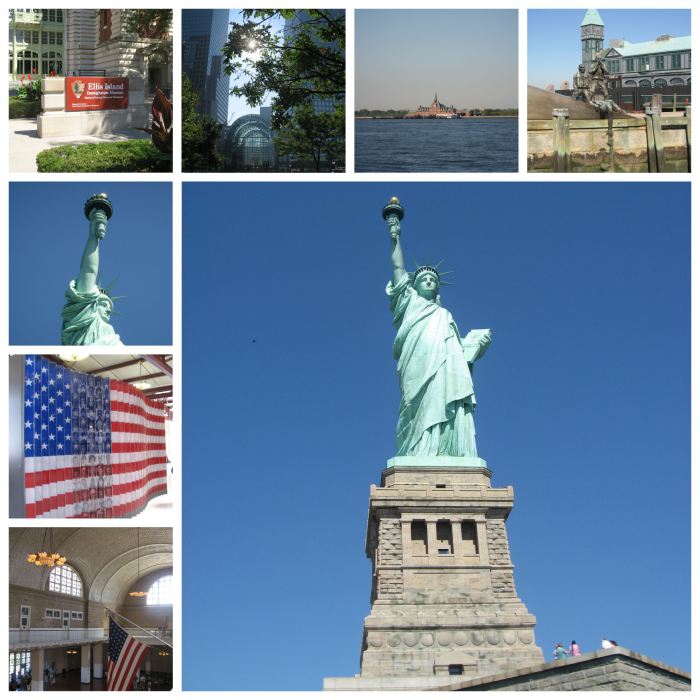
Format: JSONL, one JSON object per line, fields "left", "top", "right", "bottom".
{"left": 10, "top": 585, "right": 87, "bottom": 628}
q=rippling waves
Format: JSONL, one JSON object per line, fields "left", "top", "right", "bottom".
{"left": 355, "top": 118, "right": 518, "bottom": 173}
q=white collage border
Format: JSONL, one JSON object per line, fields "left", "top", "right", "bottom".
{"left": 1, "top": 0, "right": 697, "bottom": 696}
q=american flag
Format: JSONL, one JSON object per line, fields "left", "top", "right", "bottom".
{"left": 107, "top": 616, "right": 150, "bottom": 691}
{"left": 23, "top": 355, "right": 168, "bottom": 518}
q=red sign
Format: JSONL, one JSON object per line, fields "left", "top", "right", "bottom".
{"left": 65, "top": 76, "right": 129, "bottom": 112}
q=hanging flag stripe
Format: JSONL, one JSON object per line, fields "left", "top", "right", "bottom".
{"left": 23, "top": 356, "right": 168, "bottom": 518}
{"left": 107, "top": 616, "right": 151, "bottom": 691}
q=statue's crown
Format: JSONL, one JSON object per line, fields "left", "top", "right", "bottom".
{"left": 411, "top": 261, "right": 452, "bottom": 287}
{"left": 412, "top": 265, "right": 440, "bottom": 284}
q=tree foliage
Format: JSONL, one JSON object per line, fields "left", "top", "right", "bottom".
{"left": 182, "top": 74, "right": 223, "bottom": 172}
{"left": 274, "top": 103, "right": 344, "bottom": 171}
{"left": 122, "top": 9, "right": 173, "bottom": 39}
{"left": 222, "top": 9, "right": 345, "bottom": 130}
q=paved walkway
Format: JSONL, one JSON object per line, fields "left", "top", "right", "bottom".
{"left": 9, "top": 118, "right": 148, "bottom": 173}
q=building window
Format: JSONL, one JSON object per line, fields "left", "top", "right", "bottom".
{"left": 448, "top": 664, "right": 464, "bottom": 676}
{"left": 42, "top": 9, "right": 47, "bottom": 21}
{"left": 56, "top": 33, "right": 62, "bottom": 45}
{"left": 41, "top": 31, "right": 47, "bottom": 44}
{"left": 48, "top": 9, "right": 55, "bottom": 22}
{"left": 639, "top": 79, "right": 652, "bottom": 87}
{"left": 655, "top": 55, "right": 665, "bottom": 70}
{"left": 9, "top": 651, "right": 31, "bottom": 679}
{"left": 147, "top": 575, "right": 173, "bottom": 605}
{"left": 654, "top": 79, "right": 667, "bottom": 87}
{"left": 626, "top": 59, "right": 634, "bottom": 72}
{"left": 671, "top": 54, "right": 681, "bottom": 69}
{"left": 32, "top": 30, "right": 38, "bottom": 44}
{"left": 57, "top": 10, "right": 63, "bottom": 23}
{"left": 42, "top": 50, "right": 62, "bottom": 75}
{"left": 49, "top": 565, "right": 83, "bottom": 598}
{"left": 461, "top": 521, "right": 479, "bottom": 555}
{"left": 410, "top": 520, "right": 428, "bottom": 555}
{"left": 436, "top": 520, "right": 453, "bottom": 555}
{"left": 669, "top": 78, "right": 685, "bottom": 86}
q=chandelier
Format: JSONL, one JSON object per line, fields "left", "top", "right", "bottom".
{"left": 129, "top": 529, "right": 147, "bottom": 597}
{"left": 132, "top": 359, "right": 152, "bottom": 392}
{"left": 27, "top": 529, "right": 66, "bottom": 567}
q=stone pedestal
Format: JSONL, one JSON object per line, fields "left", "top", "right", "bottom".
{"left": 324, "top": 457, "right": 544, "bottom": 691}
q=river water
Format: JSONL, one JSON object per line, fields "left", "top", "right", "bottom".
{"left": 355, "top": 118, "right": 518, "bottom": 173}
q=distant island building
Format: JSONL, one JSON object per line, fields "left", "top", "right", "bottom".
{"left": 404, "top": 93, "right": 465, "bottom": 118}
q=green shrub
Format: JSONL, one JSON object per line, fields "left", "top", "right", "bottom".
{"left": 36, "top": 139, "right": 172, "bottom": 173}
{"left": 9, "top": 96, "right": 41, "bottom": 119}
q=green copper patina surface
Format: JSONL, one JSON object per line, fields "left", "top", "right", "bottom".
{"left": 61, "top": 194, "right": 122, "bottom": 346}
{"left": 384, "top": 197, "right": 491, "bottom": 458}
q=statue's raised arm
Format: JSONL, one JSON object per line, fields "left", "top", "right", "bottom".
{"left": 61, "top": 194, "right": 122, "bottom": 346}
{"left": 382, "top": 197, "right": 489, "bottom": 462}
{"left": 76, "top": 196, "right": 110, "bottom": 294}
{"left": 383, "top": 197, "right": 406, "bottom": 287}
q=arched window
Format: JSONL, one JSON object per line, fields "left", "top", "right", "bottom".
{"left": 624, "top": 80, "right": 637, "bottom": 87}
{"left": 48, "top": 565, "right": 82, "bottom": 597}
{"left": 638, "top": 79, "right": 652, "bottom": 87}
{"left": 147, "top": 575, "right": 172, "bottom": 605}
{"left": 670, "top": 78, "right": 685, "bottom": 86}
{"left": 654, "top": 79, "right": 667, "bottom": 87}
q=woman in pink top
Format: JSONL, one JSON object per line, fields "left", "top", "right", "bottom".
{"left": 569, "top": 640, "right": 581, "bottom": 656}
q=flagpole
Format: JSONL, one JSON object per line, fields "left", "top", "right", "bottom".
{"left": 107, "top": 608, "right": 173, "bottom": 649}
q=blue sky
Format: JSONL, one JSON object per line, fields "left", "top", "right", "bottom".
{"left": 9, "top": 182, "right": 172, "bottom": 345}
{"left": 182, "top": 182, "right": 689, "bottom": 690}
{"left": 356, "top": 10, "right": 518, "bottom": 110}
{"left": 528, "top": 9, "right": 691, "bottom": 88}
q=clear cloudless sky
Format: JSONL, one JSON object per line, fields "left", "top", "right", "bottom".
{"left": 183, "top": 183, "right": 689, "bottom": 691}
{"left": 528, "top": 9, "right": 691, "bottom": 89}
{"left": 10, "top": 182, "right": 172, "bottom": 345}
{"left": 356, "top": 10, "right": 517, "bottom": 110}
{"left": 227, "top": 9, "right": 285, "bottom": 124}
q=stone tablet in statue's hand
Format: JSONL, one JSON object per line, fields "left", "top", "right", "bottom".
{"left": 478, "top": 329, "right": 492, "bottom": 347}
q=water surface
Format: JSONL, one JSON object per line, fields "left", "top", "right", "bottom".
{"left": 355, "top": 118, "right": 518, "bottom": 173}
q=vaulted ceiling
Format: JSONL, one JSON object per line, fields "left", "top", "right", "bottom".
{"left": 10, "top": 528, "right": 172, "bottom": 605}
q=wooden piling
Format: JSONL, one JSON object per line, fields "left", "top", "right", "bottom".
{"left": 552, "top": 109, "right": 570, "bottom": 173}
{"left": 686, "top": 105, "right": 691, "bottom": 172}
{"left": 645, "top": 108, "right": 658, "bottom": 173}
{"left": 651, "top": 110, "right": 665, "bottom": 172}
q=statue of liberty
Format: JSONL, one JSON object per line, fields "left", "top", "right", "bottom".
{"left": 384, "top": 197, "right": 491, "bottom": 458}
{"left": 61, "top": 194, "right": 122, "bottom": 346}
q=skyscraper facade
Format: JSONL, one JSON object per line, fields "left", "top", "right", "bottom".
{"left": 282, "top": 10, "right": 344, "bottom": 115}
{"left": 182, "top": 10, "right": 230, "bottom": 124}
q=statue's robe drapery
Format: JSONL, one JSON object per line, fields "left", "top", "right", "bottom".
{"left": 387, "top": 272, "right": 477, "bottom": 457}
{"left": 61, "top": 280, "right": 122, "bottom": 346}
